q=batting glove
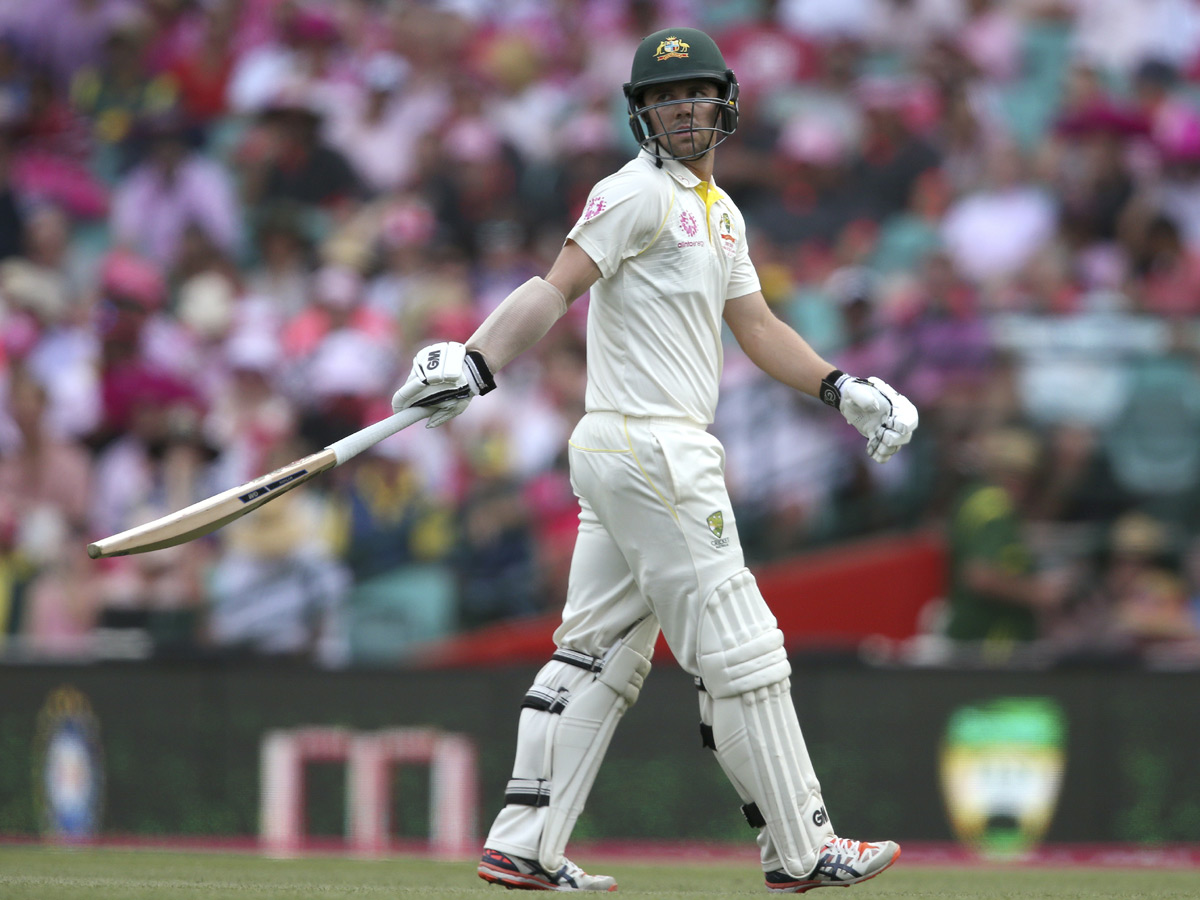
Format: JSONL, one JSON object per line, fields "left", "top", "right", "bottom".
{"left": 821, "top": 370, "right": 919, "bottom": 463}
{"left": 391, "top": 341, "right": 496, "bottom": 427}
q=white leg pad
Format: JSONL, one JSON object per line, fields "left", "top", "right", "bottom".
{"left": 484, "top": 617, "right": 658, "bottom": 873}
{"left": 699, "top": 690, "right": 784, "bottom": 872}
{"left": 697, "top": 570, "right": 834, "bottom": 877}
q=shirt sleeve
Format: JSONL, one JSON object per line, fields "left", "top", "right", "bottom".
{"left": 567, "top": 167, "right": 670, "bottom": 279}
{"left": 725, "top": 207, "right": 761, "bottom": 300}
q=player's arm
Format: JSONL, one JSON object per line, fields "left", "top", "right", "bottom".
{"left": 723, "top": 289, "right": 919, "bottom": 463}
{"left": 468, "top": 239, "right": 599, "bottom": 372}
{"left": 722, "top": 289, "right": 833, "bottom": 397}
{"left": 393, "top": 164, "right": 650, "bottom": 426}
{"left": 390, "top": 242, "right": 598, "bottom": 425}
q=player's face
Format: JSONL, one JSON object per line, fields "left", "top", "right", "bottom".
{"left": 641, "top": 79, "right": 723, "bottom": 159}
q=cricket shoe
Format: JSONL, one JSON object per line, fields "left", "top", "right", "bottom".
{"left": 764, "top": 837, "right": 900, "bottom": 893}
{"left": 478, "top": 848, "right": 617, "bottom": 892}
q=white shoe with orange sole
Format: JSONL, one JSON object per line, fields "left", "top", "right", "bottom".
{"left": 764, "top": 837, "right": 901, "bottom": 893}
{"left": 478, "top": 848, "right": 618, "bottom": 892}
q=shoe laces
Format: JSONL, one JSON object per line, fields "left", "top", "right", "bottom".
{"left": 822, "top": 838, "right": 879, "bottom": 861}
{"left": 558, "top": 857, "right": 588, "bottom": 879}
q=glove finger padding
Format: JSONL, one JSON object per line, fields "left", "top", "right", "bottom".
{"left": 868, "top": 426, "right": 904, "bottom": 463}
{"left": 392, "top": 342, "right": 474, "bottom": 428}
{"left": 864, "top": 378, "right": 919, "bottom": 463}
{"left": 837, "top": 377, "right": 889, "bottom": 439}
{"left": 426, "top": 397, "right": 471, "bottom": 428}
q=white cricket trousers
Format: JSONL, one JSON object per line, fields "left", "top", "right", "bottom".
{"left": 557, "top": 410, "right": 754, "bottom": 669}
{"left": 484, "top": 411, "right": 827, "bottom": 875}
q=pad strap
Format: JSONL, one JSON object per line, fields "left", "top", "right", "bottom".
{"left": 742, "top": 802, "right": 767, "bottom": 829}
{"left": 552, "top": 648, "right": 603, "bottom": 672}
{"left": 505, "top": 778, "right": 552, "bottom": 808}
{"left": 522, "top": 686, "right": 570, "bottom": 714}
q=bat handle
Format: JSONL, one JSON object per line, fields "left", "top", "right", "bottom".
{"left": 328, "top": 406, "right": 432, "bottom": 466}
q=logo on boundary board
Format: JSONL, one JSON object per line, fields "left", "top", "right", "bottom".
{"left": 33, "top": 686, "right": 104, "bottom": 840}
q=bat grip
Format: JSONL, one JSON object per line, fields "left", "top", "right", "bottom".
{"left": 328, "top": 406, "right": 431, "bottom": 466}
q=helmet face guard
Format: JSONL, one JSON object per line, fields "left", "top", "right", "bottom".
{"left": 622, "top": 28, "right": 740, "bottom": 162}
{"left": 623, "top": 74, "right": 740, "bottom": 161}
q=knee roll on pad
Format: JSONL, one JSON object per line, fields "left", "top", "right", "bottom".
{"left": 487, "top": 617, "right": 658, "bottom": 873}
{"left": 596, "top": 623, "right": 654, "bottom": 705}
{"left": 696, "top": 569, "right": 791, "bottom": 699}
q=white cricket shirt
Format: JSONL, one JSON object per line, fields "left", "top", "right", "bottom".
{"left": 567, "top": 148, "right": 761, "bottom": 425}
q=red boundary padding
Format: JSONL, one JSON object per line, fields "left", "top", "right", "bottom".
{"left": 413, "top": 531, "right": 946, "bottom": 668}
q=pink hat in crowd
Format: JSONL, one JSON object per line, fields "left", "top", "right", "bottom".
{"left": 381, "top": 199, "right": 437, "bottom": 249}
{"left": 1158, "top": 110, "right": 1200, "bottom": 163}
{"left": 1055, "top": 102, "right": 1150, "bottom": 137}
{"left": 288, "top": 7, "right": 340, "bottom": 45}
{"left": 779, "top": 117, "right": 844, "bottom": 165}
{"left": 100, "top": 250, "right": 166, "bottom": 308}
{"left": 225, "top": 329, "right": 283, "bottom": 374}
{"left": 102, "top": 363, "right": 202, "bottom": 431}
{"left": 313, "top": 265, "right": 363, "bottom": 310}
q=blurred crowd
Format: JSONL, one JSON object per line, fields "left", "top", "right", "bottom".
{"left": 3, "top": 0, "right": 1200, "bottom": 666}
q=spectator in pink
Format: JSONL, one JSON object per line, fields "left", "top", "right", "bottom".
{"left": 280, "top": 264, "right": 393, "bottom": 362}
{"left": 1151, "top": 110, "right": 1200, "bottom": 251}
{"left": 110, "top": 116, "right": 241, "bottom": 270}
{"left": 245, "top": 201, "right": 312, "bottom": 318}
{"left": 91, "top": 249, "right": 199, "bottom": 439}
{"left": 9, "top": 0, "right": 138, "bottom": 88}
{"left": 0, "top": 367, "right": 91, "bottom": 534}
{"left": 225, "top": 4, "right": 362, "bottom": 123}
{"left": 0, "top": 368, "right": 95, "bottom": 650}
{"left": 325, "top": 52, "right": 448, "bottom": 194}
{"left": 1129, "top": 213, "right": 1200, "bottom": 317}
{"left": 895, "top": 251, "right": 993, "bottom": 426}
{"left": 940, "top": 141, "right": 1057, "bottom": 287}
{"left": 8, "top": 68, "right": 107, "bottom": 221}
{"left": 161, "top": 1, "right": 240, "bottom": 125}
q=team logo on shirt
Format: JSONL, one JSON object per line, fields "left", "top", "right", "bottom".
{"left": 706, "top": 511, "right": 729, "bottom": 547}
{"left": 655, "top": 37, "right": 690, "bottom": 61}
{"left": 718, "top": 212, "right": 737, "bottom": 258}
{"left": 583, "top": 196, "right": 607, "bottom": 220}
{"left": 677, "top": 210, "right": 704, "bottom": 248}
{"left": 706, "top": 511, "right": 723, "bottom": 538}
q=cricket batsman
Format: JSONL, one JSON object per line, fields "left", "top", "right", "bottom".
{"left": 391, "top": 26, "right": 918, "bottom": 893}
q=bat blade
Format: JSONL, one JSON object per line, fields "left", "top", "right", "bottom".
{"left": 85, "top": 405, "right": 432, "bottom": 559}
{"left": 86, "top": 449, "right": 336, "bottom": 559}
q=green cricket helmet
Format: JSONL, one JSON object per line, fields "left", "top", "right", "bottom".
{"left": 623, "top": 27, "right": 739, "bottom": 161}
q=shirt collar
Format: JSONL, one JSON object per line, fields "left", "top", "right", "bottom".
{"left": 638, "top": 147, "right": 722, "bottom": 194}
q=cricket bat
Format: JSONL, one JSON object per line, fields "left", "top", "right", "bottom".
{"left": 87, "top": 405, "right": 432, "bottom": 559}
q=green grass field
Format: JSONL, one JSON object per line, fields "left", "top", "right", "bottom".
{"left": 2, "top": 847, "right": 1200, "bottom": 899}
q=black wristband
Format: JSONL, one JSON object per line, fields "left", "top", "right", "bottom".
{"left": 465, "top": 350, "right": 497, "bottom": 395}
{"left": 819, "top": 369, "right": 845, "bottom": 408}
